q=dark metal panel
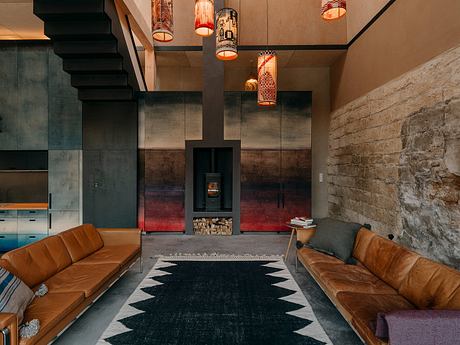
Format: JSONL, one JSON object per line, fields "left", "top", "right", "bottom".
{"left": 17, "top": 44, "right": 49, "bottom": 150}
{"left": 83, "top": 149, "right": 137, "bottom": 227}
{"left": 0, "top": 44, "right": 18, "bottom": 150}
{"left": 82, "top": 101, "right": 137, "bottom": 150}
{"left": 48, "top": 50, "right": 82, "bottom": 150}
{"left": 202, "top": 0, "right": 224, "bottom": 143}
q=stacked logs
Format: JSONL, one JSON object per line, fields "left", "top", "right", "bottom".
{"left": 193, "top": 217, "right": 232, "bottom": 235}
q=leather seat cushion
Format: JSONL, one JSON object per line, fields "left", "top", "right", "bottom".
{"left": 298, "top": 247, "right": 344, "bottom": 266}
{"left": 337, "top": 292, "right": 415, "bottom": 345}
{"left": 316, "top": 263, "right": 398, "bottom": 296}
{"left": 44, "top": 263, "right": 119, "bottom": 297}
{"left": 20, "top": 292, "right": 84, "bottom": 345}
{"left": 58, "top": 224, "right": 104, "bottom": 263}
{"left": 0, "top": 236, "right": 72, "bottom": 288}
{"left": 74, "top": 245, "right": 140, "bottom": 268}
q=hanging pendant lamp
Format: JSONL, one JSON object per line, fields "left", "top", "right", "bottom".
{"left": 321, "top": 0, "right": 346, "bottom": 21}
{"left": 195, "top": 0, "right": 214, "bottom": 37}
{"left": 215, "top": 8, "right": 238, "bottom": 61}
{"left": 152, "top": 0, "right": 174, "bottom": 42}
{"left": 258, "top": 51, "right": 277, "bottom": 106}
{"left": 257, "top": 0, "right": 276, "bottom": 106}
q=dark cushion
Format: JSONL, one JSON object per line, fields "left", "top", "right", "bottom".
{"left": 308, "top": 218, "right": 361, "bottom": 262}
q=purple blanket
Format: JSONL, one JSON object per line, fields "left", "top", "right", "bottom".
{"left": 384, "top": 310, "right": 460, "bottom": 345}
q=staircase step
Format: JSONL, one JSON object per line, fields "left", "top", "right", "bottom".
{"left": 45, "top": 19, "right": 112, "bottom": 40}
{"left": 53, "top": 40, "right": 119, "bottom": 57}
{"left": 63, "top": 58, "right": 124, "bottom": 73}
{"left": 71, "top": 73, "right": 128, "bottom": 88}
{"left": 34, "top": 0, "right": 105, "bottom": 19}
{"left": 78, "top": 87, "right": 133, "bottom": 101}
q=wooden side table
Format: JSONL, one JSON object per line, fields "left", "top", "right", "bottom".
{"left": 284, "top": 223, "right": 316, "bottom": 262}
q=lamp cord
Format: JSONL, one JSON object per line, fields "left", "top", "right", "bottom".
{"left": 266, "top": 0, "right": 268, "bottom": 50}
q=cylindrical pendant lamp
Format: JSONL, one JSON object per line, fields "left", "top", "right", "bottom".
{"left": 215, "top": 8, "right": 238, "bottom": 61}
{"left": 257, "top": 51, "right": 277, "bottom": 106}
{"left": 321, "top": 0, "right": 346, "bottom": 21}
{"left": 195, "top": 0, "right": 214, "bottom": 37}
{"left": 152, "top": 0, "right": 174, "bottom": 42}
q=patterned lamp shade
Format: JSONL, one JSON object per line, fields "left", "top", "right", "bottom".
{"left": 216, "top": 8, "right": 238, "bottom": 61}
{"left": 152, "top": 0, "right": 174, "bottom": 42}
{"left": 195, "top": 0, "right": 214, "bottom": 37}
{"left": 321, "top": 0, "right": 346, "bottom": 20}
{"left": 258, "top": 51, "right": 277, "bottom": 106}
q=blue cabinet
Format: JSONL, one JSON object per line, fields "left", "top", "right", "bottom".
{"left": 0, "top": 208, "right": 49, "bottom": 252}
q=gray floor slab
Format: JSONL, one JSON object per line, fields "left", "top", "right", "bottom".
{"left": 53, "top": 234, "right": 362, "bottom": 345}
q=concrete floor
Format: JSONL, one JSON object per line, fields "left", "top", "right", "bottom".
{"left": 54, "top": 235, "right": 362, "bottom": 345}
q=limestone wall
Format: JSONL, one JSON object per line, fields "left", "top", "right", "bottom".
{"left": 328, "top": 45, "right": 460, "bottom": 268}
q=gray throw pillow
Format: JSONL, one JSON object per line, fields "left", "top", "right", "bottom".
{"left": 308, "top": 218, "right": 362, "bottom": 262}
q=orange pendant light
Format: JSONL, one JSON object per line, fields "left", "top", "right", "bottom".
{"left": 152, "top": 0, "right": 174, "bottom": 42}
{"left": 321, "top": 0, "right": 346, "bottom": 20}
{"left": 216, "top": 8, "right": 238, "bottom": 61}
{"left": 257, "top": 51, "right": 277, "bottom": 106}
{"left": 195, "top": 0, "right": 214, "bottom": 37}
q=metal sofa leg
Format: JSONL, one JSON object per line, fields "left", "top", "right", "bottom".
{"left": 1, "top": 327, "right": 10, "bottom": 345}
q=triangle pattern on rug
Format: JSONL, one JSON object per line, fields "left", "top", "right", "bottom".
{"left": 266, "top": 260, "right": 333, "bottom": 345}
{"left": 100, "top": 260, "right": 175, "bottom": 342}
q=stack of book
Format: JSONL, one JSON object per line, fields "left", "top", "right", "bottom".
{"left": 290, "top": 217, "right": 315, "bottom": 228}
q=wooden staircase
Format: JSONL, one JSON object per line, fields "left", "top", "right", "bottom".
{"left": 34, "top": 0, "right": 145, "bottom": 101}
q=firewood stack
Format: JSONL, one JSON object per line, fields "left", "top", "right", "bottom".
{"left": 193, "top": 217, "right": 232, "bottom": 235}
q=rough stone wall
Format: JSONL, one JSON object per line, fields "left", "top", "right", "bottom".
{"left": 328, "top": 45, "right": 460, "bottom": 268}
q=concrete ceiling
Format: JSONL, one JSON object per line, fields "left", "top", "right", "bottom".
{"left": 0, "top": 0, "right": 46, "bottom": 40}
{"left": 0, "top": 0, "right": 391, "bottom": 43}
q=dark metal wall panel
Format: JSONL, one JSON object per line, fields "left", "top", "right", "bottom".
{"left": 17, "top": 44, "right": 49, "bottom": 150}
{"left": 0, "top": 45, "right": 18, "bottom": 150}
{"left": 83, "top": 101, "right": 137, "bottom": 150}
{"left": 48, "top": 50, "right": 82, "bottom": 150}
{"left": 82, "top": 101, "right": 137, "bottom": 227}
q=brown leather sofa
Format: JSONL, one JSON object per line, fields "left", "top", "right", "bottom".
{"left": 297, "top": 227, "right": 460, "bottom": 345}
{"left": 0, "top": 224, "right": 141, "bottom": 345}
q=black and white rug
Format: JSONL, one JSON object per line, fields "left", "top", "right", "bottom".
{"left": 98, "top": 255, "right": 332, "bottom": 345}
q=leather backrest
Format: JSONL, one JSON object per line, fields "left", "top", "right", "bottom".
{"left": 399, "top": 257, "right": 460, "bottom": 309}
{"left": 57, "top": 224, "right": 104, "bottom": 262}
{"left": 352, "top": 228, "right": 376, "bottom": 263}
{"left": 0, "top": 236, "right": 72, "bottom": 288}
{"left": 353, "top": 229, "right": 420, "bottom": 290}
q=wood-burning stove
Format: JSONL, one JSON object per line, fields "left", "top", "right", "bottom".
{"left": 205, "top": 173, "right": 221, "bottom": 211}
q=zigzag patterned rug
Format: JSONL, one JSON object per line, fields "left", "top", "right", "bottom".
{"left": 98, "top": 255, "right": 332, "bottom": 345}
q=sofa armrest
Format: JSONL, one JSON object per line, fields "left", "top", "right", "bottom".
{"left": 384, "top": 310, "right": 460, "bottom": 345}
{"left": 97, "top": 228, "right": 141, "bottom": 247}
{"left": 0, "top": 313, "right": 18, "bottom": 345}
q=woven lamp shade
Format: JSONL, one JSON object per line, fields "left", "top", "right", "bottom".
{"left": 215, "top": 8, "right": 238, "bottom": 61}
{"left": 257, "top": 51, "right": 277, "bottom": 106}
{"left": 195, "top": 0, "right": 214, "bottom": 37}
{"left": 152, "top": 0, "right": 174, "bottom": 42}
{"left": 321, "top": 0, "right": 346, "bottom": 20}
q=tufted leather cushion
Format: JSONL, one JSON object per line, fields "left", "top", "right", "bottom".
{"left": 398, "top": 257, "right": 460, "bottom": 309}
{"left": 353, "top": 229, "right": 420, "bottom": 290}
{"left": 352, "top": 228, "right": 376, "bottom": 263}
{"left": 45, "top": 263, "right": 119, "bottom": 298}
{"left": 318, "top": 263, "right": 398, "bottom": 297}
{"left": 58, "top": 224, "right": 104, "bottom": 263}
{"left": 74, "top": 245, "right": 140, "bottom": 269}
{"left": 0, "top": 236, "right": 72, "bottom": 288}
{"left": 21, "top": 292, "right": 84, "bottom": 345}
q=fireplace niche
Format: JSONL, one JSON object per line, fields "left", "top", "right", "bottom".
{"left": 193, "top": 148, "right": 232, "bottom": 213}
